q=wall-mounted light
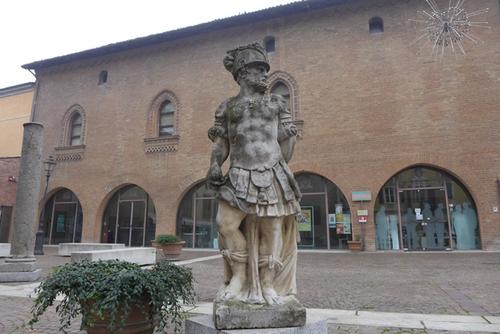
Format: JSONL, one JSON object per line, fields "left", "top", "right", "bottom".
{"left": 8, "top": 176, "right": 17, "bottom": 183}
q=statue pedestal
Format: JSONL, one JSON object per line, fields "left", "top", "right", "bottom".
{"left": 213, "top": 298, "right": 306, "bottom": 330}
{"left": 186, "top": 314, "right": 327, "bottom": 334}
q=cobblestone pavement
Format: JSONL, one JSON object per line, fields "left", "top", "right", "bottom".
{"left": 1, "top": 250, "right": 499, "bottom": 333}
{"left": 189, "top": 252, "right": 500, "bottom": 316}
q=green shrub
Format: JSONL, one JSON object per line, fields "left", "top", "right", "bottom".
{"left": 155, "top": 234, "right": 181, "bottom": 245}
{"left": 29, "top": 260, "right": 195, "bottom": 333}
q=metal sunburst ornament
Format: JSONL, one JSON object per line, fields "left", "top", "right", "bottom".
{"left": 410, "top": 0, "right": 490, "bottom": 56}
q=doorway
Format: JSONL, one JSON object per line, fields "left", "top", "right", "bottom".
{"left": 399, "top": 188, "right": 451, "bottom": 250}
{"left": 42, "top": 189, "right": 83, "bottom": 244}
{"left": 101, "top": 185, "right": 156, "bottom": 247}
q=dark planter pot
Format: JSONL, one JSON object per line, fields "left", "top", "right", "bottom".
{"left": 152, "top": 240, "right": 186, "bottom": 259}
{"left": 83, "top": 296, "right": 156, "bottom": 334}
{"left": 347, "top": 240, "right": 363, "bottom": 252}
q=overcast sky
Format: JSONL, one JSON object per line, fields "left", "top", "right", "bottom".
{"left": 1, "top": 0, "right": 294, "bottom": 88}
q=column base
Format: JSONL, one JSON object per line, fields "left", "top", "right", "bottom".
{"left": 0, "top": 258, "right": 41, "bottom": 282}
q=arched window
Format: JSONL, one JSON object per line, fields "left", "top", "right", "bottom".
{"left": 101, "top": 185, "right": 156, "bottom": 247}
{"left": 295, "top": 173, "right": 351, "bottom": 250}
{"left": 70, "top": 113, "right": 82, "bottom": 146}
{"left": 98, "top": 70, "right": 108, "bottom": 85}
{"left": 264, "top": 36, "right": 276, "bottom": 53}
{"left": 369, "top": 16, "right": 384, "bottom": 33}
{"left": 159, "top": 100, "right": 174, "bottom": 136}
{"left": 41, "top": 188, "right": 83, "bottom": 244}
{"left": 375, "top": 166, "right": 480, "bottom": 251}
{"left": 177, "top": 182, "right": 218, "bottom": 249}
{"left": 271, "top": 81, "right": 291, "bottom": 109}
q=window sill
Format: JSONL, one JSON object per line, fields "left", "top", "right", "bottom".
{"left": 54, "top": 145, "right": 85, "bottom": 161}
{"left": 144, "top": 135, "right": 179, "bottom": 153}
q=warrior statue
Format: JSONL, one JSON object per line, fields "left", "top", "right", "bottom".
{"left": 207, "top": 42, "right": 303, "bottom": 314}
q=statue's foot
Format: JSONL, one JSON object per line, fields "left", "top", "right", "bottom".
{"left": 262, "top": 287, "right": 283, "bottom": 305}
{"left": 217, "top": 277, "right": 244, "bottom": 301}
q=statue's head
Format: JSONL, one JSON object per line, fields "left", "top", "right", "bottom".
{"left": 224, "top": 43, "right": 270, "bottom": 92}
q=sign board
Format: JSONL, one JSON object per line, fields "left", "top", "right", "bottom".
{"left": 352, "top": 191, "right": 372, "bottom": 202}
{"left": 358, "top": 216, "right": 368, "bottom": 223}
{"left": 328, "top": 214, "right": 336, "bottom": 228}
{"left": 357, "top": 210, "right": 368, "bottom": 216}
{"left": 298, "top": 207, "right": 313, "bottom": 232}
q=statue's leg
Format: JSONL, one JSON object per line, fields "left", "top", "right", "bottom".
{"left": 217, "top": 200, "right": 247, "bottom": 300}
{"left": 258, "top": 216, "right": 284, "bottom": 304}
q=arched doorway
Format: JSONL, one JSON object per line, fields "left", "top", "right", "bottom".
{"left": 295, "top": 173, "right": 351, "bottom": 249}
{"left": 375, "top": 166, "right": 480, "bottom": 251}
{"left": 176, "top": 182, "right": 218, "bottom": 249}
{"left": 101, "top": 185, "right": 156, "bottom": 247}
{"left": 42, "top": 188, "right": 83, "bottom": 244}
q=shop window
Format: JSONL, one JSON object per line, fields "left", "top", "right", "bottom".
{"left": 41, "top": 188, "right": 83, "bottom": 245}
{"left": 176, "top": 182, "right": 218, "bottom": 249}
{"left": 295, "top": 173, "right": 351, "bottom": 250}
{"left": 375, "top": 166, "right": 480, "bottom": 251}
{"left": 159, "top": 100, "right": 175, "bottom": 136}
{"left": 98, "top": 70, "right": 108, "bottom": 85}
{"left": 101, "top": 185, "right": 156, "bottom": 247}
{"left": 369, "top": 16, "right": 384, "bottom": 33}
{"left": 264, "top": 36, "right": 276, "bottom": 53}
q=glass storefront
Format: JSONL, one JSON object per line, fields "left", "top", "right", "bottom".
{"left": 42, "top": 188, "right": 83, "bottom": 244}
{"left": 178, "top": 174, "right": 351, "bottom": 250}
{"left": 375, "top": 166, "right": 480, "bottom": 251}
{"left": 101, "top": 185, "right": 156, "bottom": 246}
{"left": 177, "top": 183, "right": 218, "bottom": 249}
{"left": 296, "top": 173, "right": 351, "bottom": 249}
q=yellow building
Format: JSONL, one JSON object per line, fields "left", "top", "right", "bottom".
{"left": 0, "top": 82, "right": 34, "bottom": 157}
{"left": 0, "top": 82, "right": 34, "bottom": 242}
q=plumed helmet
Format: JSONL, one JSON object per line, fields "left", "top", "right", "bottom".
{"left": 223, "top": 42, "right": 270, "bottom": 80}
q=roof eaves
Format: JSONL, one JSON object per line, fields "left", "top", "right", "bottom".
{"left": 22, "top": 0, "right": 349, "bottom": 70}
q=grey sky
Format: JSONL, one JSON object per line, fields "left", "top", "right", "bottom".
{"left": 1, "top": 0, "right": 294, "bottom": 88}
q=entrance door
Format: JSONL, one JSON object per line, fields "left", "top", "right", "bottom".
{"left": 116, "top": 200, "right": 146, "bottom": 246}
{"left": 399, "top": 188, "right": 451, "bottom": 250}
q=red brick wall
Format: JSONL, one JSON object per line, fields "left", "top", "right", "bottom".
{"left": 33, "top": 0, "right": 500, "bottom": 249}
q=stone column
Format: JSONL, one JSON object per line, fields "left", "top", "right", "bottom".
{"left": 0, "top": 123, "right": 44, "bottom": 282}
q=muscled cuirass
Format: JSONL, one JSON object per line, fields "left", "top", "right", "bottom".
{"left": 226, "top": 95, "right": 283, "bottom": 171}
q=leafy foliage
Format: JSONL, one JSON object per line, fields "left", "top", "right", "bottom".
{"left": 29, "top": 260, "right": 195, "bottom": 333}
{"left": 155, "top": 234, "right": 182, "bottom": 245}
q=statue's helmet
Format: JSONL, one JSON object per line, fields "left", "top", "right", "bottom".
{"left": 223, "top": 42, "right": 270, "bottom": 80}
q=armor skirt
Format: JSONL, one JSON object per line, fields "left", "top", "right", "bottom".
{"left": 217, "top": 160, "right": 302, "bottom": 217}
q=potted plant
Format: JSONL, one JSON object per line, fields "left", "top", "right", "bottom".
{"left": 347, "top": 234, "right": 363, "bottom": 252}
{"left": 152, "top": 234, "right": 186, "bottom": 260}
{"left": 29, "top": 260, "right": 195, "bottom": 334}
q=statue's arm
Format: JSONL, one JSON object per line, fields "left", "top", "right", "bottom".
{"left": 207, "top": 100, "right": 230, "bottom": 186}
{"left": 276, "top": 95, "right": 298, "bottom": 162}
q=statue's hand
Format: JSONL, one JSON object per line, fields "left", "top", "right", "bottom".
{"left": 208, "top": 163, "right": 226, "bottom": 187}
{"left": 286, "top": 123, "right": 298, "bottom": 137}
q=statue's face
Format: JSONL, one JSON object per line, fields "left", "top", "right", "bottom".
{"left": 240, "top": 63, "right": 268, "bottom": 92}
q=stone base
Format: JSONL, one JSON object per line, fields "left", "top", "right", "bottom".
{"left": 0, "top": 243, "right": 11, "bottom": 257}
{"left": 214, "top": 298, "right": 306, "bottom": 330}
{"left": 186, "top": 314, "right": 327, "bottom": 334}
{"left": 0, "top": 259, "right": 41, "bottom": 282}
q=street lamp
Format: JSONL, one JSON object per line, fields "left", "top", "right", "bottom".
{"left": 34, "top": 155, "right": 57, "bottom": 255}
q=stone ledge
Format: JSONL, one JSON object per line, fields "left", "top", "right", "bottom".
{"left": 58, "top": 243, "right": 126, "bottom": 256}
{"left": 214, "top": 298, "right": 306, "bottom": 330}
{"left": 0, "top": 243, "right": 10, "bottom": 257}
{"left": 186, "top": 314, "right": 327, "bottom": 334}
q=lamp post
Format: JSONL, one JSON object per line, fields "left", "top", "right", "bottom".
{"left": 34, "top": 156, "right": 56, "bottom": 255}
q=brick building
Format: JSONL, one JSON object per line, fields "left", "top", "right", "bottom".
{"left": 0, "top": 82, "right": 34, "bottom": 242}
{"left": 22, "top": 0, "right": 500, "bottom": 251}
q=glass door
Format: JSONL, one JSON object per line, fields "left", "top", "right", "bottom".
{"left": 399, "top": 188, "right": 450, "bottom": 250}
{"left": 116, "top": 200, "right": 146, "bottom": 246}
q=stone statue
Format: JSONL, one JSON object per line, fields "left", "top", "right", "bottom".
{"left": 207, "top": 43, "right": 305, "bottom": 329}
